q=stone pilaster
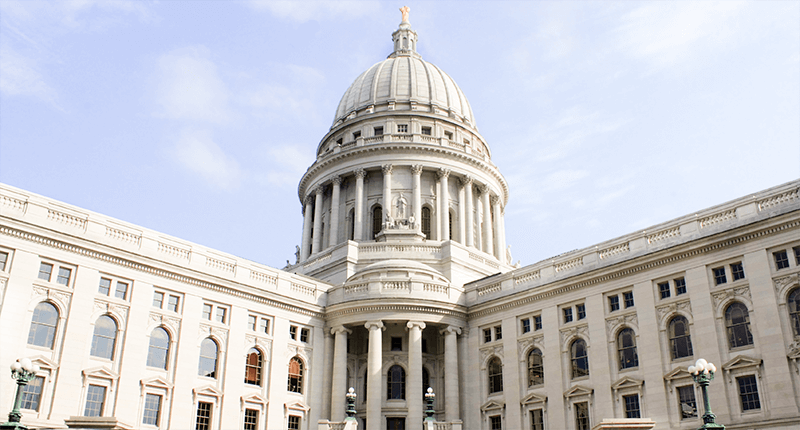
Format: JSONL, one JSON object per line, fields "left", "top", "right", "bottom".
{"left": 438, "top": 168, "right": 451, "bottom": 241}
{"left": 464, "top": 177, "right": 474, "bottom": 248}
{"left": 441, "top": 325, "right": 461, "bottom": 422}
{"left": 382, "top": 164, "right": 393, "bottom": 220}
{"left": 481, "top": 185, "right": 493, "bottom": 254}
{"left": 407, "top": 321, "right": 426, "bottom": 426}
{"left": 411, "top": 165, "right": 423, "bottom": 227}
{"left": 301, "top": 196, "right": 313, "bottom": 261}
{"left": 365, "top": 320, "right": 385, "bottom": 427}
{"left": 354, "top": 169, "right": 366, "bottom": 241}
{"left": 329, "top": 176, "right": 342, "bottom": 248}
{"left": 330, "top": 325, "right": 351, "bottom": 421}
{"left": 312, "top": 185, "right": 324, "bottom": 254}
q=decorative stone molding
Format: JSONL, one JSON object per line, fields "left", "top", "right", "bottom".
{"left": 599, "top": 243, "right": 629, "bottom": 260}
{"left": 438, "top": 325, "right": 460, "bottom": 336}
{"left": 94, "top": 299, "right": 129, "bottom": 323}
{"left": 477, "top": 282, "right": 501, "bottom": 296}
{"left": 520, "top": 392, "right": 547, "bottom": 408}
{"left": 758, "top": 187, "right": 798, "bottom": 211}
{"left": 250, "top": 270, "right": 277, "bottom": 285}
{"left": 560, "top": 325, "right": 589, "bottom": 348}
{"left": 1, "top": 194, "right": 26, "bottom": 212}
{"left": 285, "top": 344, "right": 312, "bottom": 368}
{"left": 605, "top": 313, "right": 638, "bottom": 339}
{"left": 437, "top": 168, "right": 450, "bottom": 179}
{"left": 460, "top": 175, "right": 473, "bottom": 187}
{"left": 699, "top": 209, "right": 736, "bottom": 229}
{"left": 410, "top": 164, "right": 423, "bottom": 175}
{"left": 206, "top": 256, "right": 235, "bottom": 273}
{"left": 47, "top": 208, "right": 86, "bottom": 230}
{"left": 381, "top": 164, "right": 393, "bottom": 175}
{"left": 148, "top": 312, "right": 181, "bottom": 335}
{"left": 711, "top": 285, "right": 751, "bottom": 309}
{"left": 199, "top": 323, "right": 229, "bottom": 345}
{"left": 490, "top": 195, "right": 499, "bottom": 206}
{"left": 720, "top": 355, "right": 762, "bottom": 383}
{"left": 354, "top": 168, "right": 366, "bottom": 179}
{"left": 105, "top": 226, "right": 141, "bottom": 246}
{"left": 315, "top": 185, "right": 324, "bottom": 196}
{"left": 479, "top": 345, "right": 504, "bottom": 363}
{"left": 647, "top": 227, "right": 680, "bottom": 244}
{"left": 517, "top": 335, "right": 544, "bottom": 358}
{"left": 291, "top": 282, "right": 316, "bottom": 296}
{"left": 514, "top": 270, "right": 541, "bottom": 285}
{"left": 331, "top": 175, "right": 342, "bottom": 185}
{"left": 774, "top": 273, "right": 799, "bottom": 293}
{"left": 656, "top": 300, "right": 692, "bottom": 325}
{"left": 479, "top": 184, "right": 490, "bottom": 195}
{"left": 31, "top": 285, "right": 72, "bottom": 311}
{"left": 245, "top": 335, "right": 272, "bottom": 358}
{"left": 555, "top": 257, "right": 583, "bottom": 273}
{"left": 343, "top": 283, "right": 368, "bottom": 294}
{"left": 157, "top": 241, "right": 190, "bottom": 260}
{"left": 382, "top": 281, "right": 410, "bottom": 291}
{"left": 663, "top": 367, "right": 694, "bottom": 393}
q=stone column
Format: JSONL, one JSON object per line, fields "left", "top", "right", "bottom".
{"left": 329, "top": 176, "right": 341, "bottom": 248}
{"left": 330, "top": 326, "right": 351, "bottom": 421}
{"left": 354, "top": 168, "right": 366, "bottom": 241}
{"left": 481, "top": 185, "right": 494, "bottom": 255}
{"left": 411, "top": 165, "right": 423, "bottom": 227}
{"left": 441, "top": 326, "right": 461, "bottom": 422}
{"left": 492, "top": 196, "right": 503, "bottom": 260}
{"left": 499, "top": 205, "right": 507, "bottom": 263}
{"left": 435, "top": 180, "right": 442, "bottom": 240}
{"left": 300, "top": 196, "right": 313, "bottom": 261}
{"left": 382, "top": 164, "right": 393, "bottom": 219}
{"left": 321, "top": 328, "right": 334, "bottom": 420}
{"left": 475, "top": 193, "right": 482, "bottom": 252}
{"left": 458, "top": 178, "right": 466, "bottom": 244}
{"left": 365, "top": 321, "right": 385, "bottom": 427}
{"left": 438, "top": 168, "right": 451, "bottom": 241}
{"left": 407, "top": 321, "right": 426, "bottom": 427}
{"left": 464, "top": 177, "right": 474, "bottom": 247}
{"left": 312, "top": 185, "right": 324, "bottom": 254}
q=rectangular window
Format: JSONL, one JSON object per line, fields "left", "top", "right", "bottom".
{"left": 243, "top": 408, "right": 258, "bottom": 430}
{"left": 623, "top": 394, "right": 641, "bottom": 418}
{"left": 658, "top": 282, "right": 671, "bottom": 299}
{"left": 484, "top": 328, "right": 492, "bottom": 343}
{"left": 575, "top": 402, "right": 590, "bottom": 430}
{"left": 563, "top": 308, "right": 573, "bottom": 323}
{"left": 202, "top": 304, "right": 213, "bottom": 320}
{"left": 153, "top": 292, "right": 164, "bottom": 308}
{"left": 84, "top": 385, "right": 106, "bottom": 417}
{"left": 576, "top": 304, "right": 586, "bottom": 320}
{"left": 609, "top": 296, "right": 620, "bottom": 312}
{"left": 675, "top": 278, "right": 687, "bottom": 295}
{"left": 397, "top": 124, "right": 408, "bottom": 133}
{"left": 114, "top": 281, "right": 128, "bottom": 300}
{"left": 737, "top": 375, "right": 761, "bottom": 411}
{"left": 56, "top": 267, "right": 72, "bottom": 285}
{"left": 712, "top": 267, "right": 727, "bottom": 285}
{"left": 195, "top": 402, "right": 212, "bottom": 430}
{"left": 530, "top": 409, "right": 543, "bottom": 430}
{"left": 444, "top": 131, "right": 453, "bottom": 140}
{"left": 248, "top": 315, "right": 257, "bottom": 331}
{"left": 38, "top": 262, "right": 53, "bottom": 281}
{"left": 623, "top": 291, "right": 635, "bottom": 308}
{"left": 300, "top": 328, "right": 309, "bottom": 343}
{"left": 98, "top": 278, "right": 111, "bottom": 295}
{"left": 774, "top": 250, "right": 790, "bottom": 270}
{"left": 490, "top": 415, "right": 502, "bottom": 430}
{"left": 167, "top": 295, "right": 180, "bottom": 312}
{"left": 730, "top": 262, "right": 745, "bottom": 281}
{"left": 0, "top": 251, "right": 8, "bottom": 271}
{"left": 142, "top": 393, "right": 162, "bottom": 426}
{"left": 391, "top": 337, "right": 402, "bottom": 351}
{"left": 352, "top": 130, "right": 361, "bottom": 139}
{"left": 215, "top": 307, "right": 226, "bottom": 324}
{"left": 289, "top": 325, "right": 298, "bottom": 340}
{"left": 794, "top": 246, "right": 800, "bottom": 265}
{"left": 374, "top": 126, "right": 384, "bottom": 136}
{"left": 20, "top": 376, "right": 44, "bottom": 411}
{"left": 259, "top": 318, "right": 270, "bottom": 334}
{"left": 287, "top": 415, "right": 301, "bottom": 430}
{"left": 521, "top": 318, "right": 531, "bottom": 334}
{"left": 421, "top": 126, "right": 432, "bottom": 136}
{"left": 534, "top": 315, "right": 542, "bottom": 331}
{"left": 677, "top": 385, "right": 697, "bottom": 419}
{"left": 494, "top": 325, "right": 503, "bottom": 340}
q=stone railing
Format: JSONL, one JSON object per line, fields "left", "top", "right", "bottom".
{"left": 317, "top": 420, "right": 357, "bottom": 430}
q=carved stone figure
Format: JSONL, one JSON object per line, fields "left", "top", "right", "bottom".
{"left": 294, "top": 245, "right": 300, "bottom": 263}
{"left": 400, "top": 6, "right": 410, "bottom": 23}
{"left": 396, "top": 193, "right": 408, "bottom": 219}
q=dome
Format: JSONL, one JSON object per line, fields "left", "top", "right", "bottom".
{"left": 332, "top": 21, "right": 476, "bottom": 128}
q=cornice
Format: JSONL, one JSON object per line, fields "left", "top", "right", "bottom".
{"left": 468, "top": 215, "right": 800, "bottom": 320}
{"left": 325, "top": 300, "right": 467, "bottom": 321}
{"left": 0, "top": 224, "right": 325, "bottom": 319}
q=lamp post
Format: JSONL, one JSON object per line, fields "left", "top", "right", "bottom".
{"left": 424, "top": 387, "right": 435, "bottom": 422}
{"left": 688, "top": 358, "right": 725, "bottom": 430}
{"left": 344, "top": 387, "right": 357, "bottom": 421}
{"left": 1, "top": 358, "right": 40, "bottom": 430}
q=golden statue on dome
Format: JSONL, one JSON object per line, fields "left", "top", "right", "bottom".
{"left": 400, "top": 6, "right": 410, "bottom": 23}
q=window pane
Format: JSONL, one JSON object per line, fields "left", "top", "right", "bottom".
{"left": 244, "top": 409, "right": 258, "bottom": 430}
{"left": 247, "top": 315, "right": 257, "bottom": 331}
{"left": 198, "top": 338, "right": 218, "bottom": 378}
{"left": 38, "top": 263, "right": 53, "bottom": 281}
{"left": 244, "top": 349, "right": 262, "bottom": 385}
{"left": 114, "top": 282, "right": 128, "bottom": 300}
{"left": 534, "top": 315, "right": 542, "bottom": 330}
{"left": 28, "top": 302, "right": 59, "bottom": 349}
{"left": 725, "top": 303, "right": 753, "bottom": 348}
{"left": 789, "top": 288, "right": 800, "bottom": 337}
{"left": 0, "top": 251, "right": 8, "bottom": 271}
{"left": 167, "top": 295, "right": 180, "bottom": 312}
{"left": 147, "top": 327, "right": 170, "bottom": 369}
{"left": 287, "top": 416, "right": 301, "bottom": 430}
{"left": 21, "top": 376, "right": 44, "bottom": 411}
{"left": 488, "top": 357, "right": 503, "bottom": 393}
{"left": 387, "top": 365, "right": 405, "bottom": 399}
{"left": 623, "top": 291, "right": 634, "bottom": 308}
{"left": 56, "top": 267, "right": 71, "bottom": 285}
{"left": 527, "top": 349, "right": 544, "bottom": 386}
{"left": 530, "top": 409, "right": 544, "bottom": 430}
{"left": 577, "top": 304, "right": 586, "bottom": 319}
{"left": 142, "top": 394, "right": 162, "bottom": 426}
{"left": 737, "top": 375, "right": 761, "bottom": 411}
{"left": 521, "top": 319, "right": 531, "bottom": 334}
{"left": 575, "top": 402, "right": 590, "bottom": 430}
{"left": 90, "top": 316, "right": 117, "bottom": 359}
{"left": 215, "top": 307, "right": 226, "bottom": 323}
{"left": 658, "top": 282, "right": 670, "bottom": 299}
{"left": 713, "top": 267, "right": 727, "bottom": 285}
{"left": 288, "top": 357, "right": 303, "bottom": 393}
{"left": 259, "top": 318, "right": 269, "bottom": 334}
{"left": 623, "top": 394, "right": 641, "bottom": 418}
{"left": 675, "top": 278, "right": 687, "bottom": 295}
{"left": 617, "top": 328, "right": 639, "bottom": 369}
{"left": 202, "top": 304, "right": 212, "bottom": 320}
{"left": 609, "top": 296, "right": 620, "bottom": 311}
{"left": 774, "top": 251, "right": 790, "bottom": 269}
{"left": 153, "top": 292, "right": 164, "bottom": 308}
{"left": 669, "top": 316, "right": 694, "bottom": 359}
{"left": 84, "top": 385, "right": 106, "bottom": 417}
{"left": 98, "top": 278, "right": 111, "bottom": 295}
{"left": 195, "top": 402, "right": 212, "bottom": 430}
{"left": 730, "top": 263, "right": 745, "bottom": 280}
{"left": 677, "top": 386, "right": 697, "bottom": 419}
{"left": 571, "top": 339, "right": 589, "bottom": 378}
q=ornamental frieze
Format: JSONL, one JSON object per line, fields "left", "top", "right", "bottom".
{"left": 560, "top": 325, "right": 589, "bottom": 347}
{"left": 774, "top": 273, "right": 798, "bottom": 292}
{"left": 148, "top": 312, "right": 181, "bottom": 334}
{"left": 656, "top": 300, "right": 692, "bottom": 324}
{"left": 245, "top": 335, "right": 273, "bottom": 358}
{"left": 31, "top": 285, "right": 72, "bottom": 310}
{"left": 605, "top": 313, "right": 638, "bottom": 339}
{"left": 479, "top": 345, "right": 504, "bottom": 363}
{"left": 199, "top": 323, "right": 229, "bottom": 345}
{"left": 517, "top": 335, "right": 544, "bottom": 358}
{"left": 711, "top": 285, "right": 751, "bottom": 309}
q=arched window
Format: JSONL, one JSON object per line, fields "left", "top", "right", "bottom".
{"left": 387, "top": 365, "right": 405, "bottom": 399}
{"left": 27, "top": 302, "right": 59, "bottom": 349}
{"left": 422, "top": 367, "right": 430, "bottom": 395}
{"left": 570, "top": 339, "right": 589, "bottom": 379}
{"left": 488, "top": 356, "right": 503, "bottom": 394}
{"left": 288, "top": 357, "right": 304, "bottom": 393}
{"left": 421, "top": 207, "right": 431, "bottom": 238}
{"left": 90, "top": 315, "right": 117, "bottom": 360}
{"left": 668, "top": 316, "right": 693, "bottom": 359}
{"left": 527, "top": 348, "right": 544, "bottom": 386}
{"left": 198, "top": 338, "right": 218, "bottom": 378}
{"left": 617, "top": 328, "right": 639, "bottom": 369}
{"left": 725, "top": 302, "right": 753, "bottom": 348}
{"left": 789, "top": 288, "right": 800, "bottom": 337}
{"left": 146, "top": 327, "right": 170, "bottom": 369}
{"left": 372, "top": 206, "right": 382, "bottom": 239}
{"left": 245, "top": 348, "right": 262, "bottom": 385}
{"left": 348, "top": 208, "right": 355, "bottom": 241}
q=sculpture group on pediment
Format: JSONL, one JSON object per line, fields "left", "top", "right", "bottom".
{"left": 383, "top": 193, "right": 419, "bottom": 230}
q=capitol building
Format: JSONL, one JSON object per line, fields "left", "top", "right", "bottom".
{"left": 1, "top": 12, "right": 799, "bottom": 430}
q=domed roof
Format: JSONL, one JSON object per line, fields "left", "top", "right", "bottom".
{"left": 332, "top": 20, "right": 476, "bottom": 128}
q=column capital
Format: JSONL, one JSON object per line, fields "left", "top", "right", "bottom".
{"left": 330, "top": 325, "right": 352, "bottom": 336}
{"left": 354, "top": 168, "right": 367, "bottom": 179}
{"left": 406, "top": 321, "right": 427, "bottom": 331}
{"left": 304, "top": 195, "right": 314, "bottom": 205}
{"left": 381, "top": 164, "right": 393, "bottom": 175}
{"left": 410, "top": 164, "right": 424, "bottom": 175}
{"left": 439, "top": 325, "right": 462, "bottom": 336}
{"left": 460, "top": 175, "right": 473, "bottom": 187}
{"left": 479, "top": 184, "right": 490, "bottom": 195}
{"left": 437, "top": 168, "right": 451, "bottom": 179}
{"left": 331, "top": 175, "right": 342, "bottom": 185}
{"left": 491, "top": 195, "right": 500, "bottom": 206}
{"left": 365, "top": 320, "right": 385, "bottom": 331}
{"left": 315, "top": 184, "right": 325, "bottom": 196}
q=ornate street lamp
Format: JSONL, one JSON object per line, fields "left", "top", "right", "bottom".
{"left": 688, "top": 358, "right": 725, "bottom": 430}
{"left": 424, "top": 387, "right": 436, "bottom": 422}
{"left": 1, "top": 358, "right": 40, "bottom": 430}
{"left": 344, "top": 387, "right": 357, "bottom": 421}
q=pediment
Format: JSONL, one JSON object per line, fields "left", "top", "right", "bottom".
{"left": 141, "top": 376, "right": 172, "bottom": 390}
{"left": 721, "top": 355, "right": 762, "bottom": 371}
{"left": 564, "top": 385, "right": 593, "bottom": 399}
{"left": 664, "top": 367, "right": 693, "bottom": 381}
{"left": 285, "top": 400, "right": 310, "bottom": 413}
{"left": 611, "top": 376, "right": 643, "bottom": 390}
{"left": 480, "top": 399, "right": 505, "bottom": 412}
{"left": 82, "top": 366, "right": 119, "bottom": 381}
{"left": 242, "top": 393, "right": 268, "bottom": 405}
{"left": 521, "top": 392, "right": 547, "bottom": 406}
{"left": 29, "top": 355, "right": 59, "bottom": 370}
{"left": 193, "top": 385, "right": 223, "bottom": 398}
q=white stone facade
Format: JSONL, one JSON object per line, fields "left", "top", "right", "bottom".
{"left": 2, "top": 17, "right": 800, "bottom": 430}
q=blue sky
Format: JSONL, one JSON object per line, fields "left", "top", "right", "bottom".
{"left": 1, "top": 1, "right": 798, "bottom": 269}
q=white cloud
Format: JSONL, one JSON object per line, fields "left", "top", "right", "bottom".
{"left": 0, "top": 43, "right": 60, "bottom": 109}
{"left": 172, "top": 129, "right": 243, "bottom": 191}
{"left": 154, "top": 47, "right": 232, "bottom": 124}
{"left": 542, "top": 169, "right": 590, "bottom": 192}
{"left": 254, "top": 145, "right": 313, "bottom": 187}
{"left": 247, "top": 0, "right": 379, "bottom": 23}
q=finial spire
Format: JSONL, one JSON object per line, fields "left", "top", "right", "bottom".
{"left": 390, "top": 6, "right": 419, "bottom": 58}
{"left": 400, "top": 6, "right": 410, "bottom": 24}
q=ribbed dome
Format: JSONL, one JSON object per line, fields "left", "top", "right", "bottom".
{"left": 332, "top": 21, "right": 476, "bottom": 128}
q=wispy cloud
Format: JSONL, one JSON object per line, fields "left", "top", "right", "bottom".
{"left": 247, "top": 0, "right": 379, "bottom": 23}
{"left": 0, "top": 43, "right": 61, "bottom": 109}
{"left": 171, "top": 129, "right": 243, "bottom": 191}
